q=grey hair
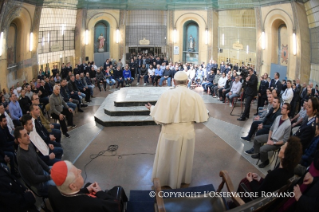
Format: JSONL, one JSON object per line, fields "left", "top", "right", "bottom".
{"left": 53, "top": 85, "right": 60, "bottom": 90}
{"left": 56, "top": 160, "right": 76, "bottom": 194}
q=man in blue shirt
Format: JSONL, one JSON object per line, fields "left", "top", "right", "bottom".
{"left": 154, "top": 65, "right": 162, "bottom": 86}
{"left": 123, "top": 65, "right": 134, "bottom": 87}
{"left": 8, "top": 94, "right": 22, "bottom": 126}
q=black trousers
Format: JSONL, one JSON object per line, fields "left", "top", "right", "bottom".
{"left": 154, "top": 76, "right": 161, "bottom": 86}
{"left": 257, "top": 96, "right": 267, "bottom": 112}
{"left": 247, "top": 120, "right": 269, "bottom": 138}
{"left": 80, "top": 89, "right": 90, "bottom": 102}
{"left": 51, "top": 107, "right": 73, "bottom": 134}
{"left": 243, "top": 94, "right": 254, "bottom": 118}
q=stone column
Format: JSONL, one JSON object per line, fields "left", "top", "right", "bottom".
{"left": 292, "top": 2, "right": 310, "bottom": 82}
{"left": 255, "top": 7, "right": 262, "bottom": 75}
{"left": 75, "top": 9, "right": 87, "bottom": 64}
{"left": 211, "top": 10, "right": 218, "bottom": 61}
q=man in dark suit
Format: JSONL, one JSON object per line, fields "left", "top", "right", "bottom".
{"left": 238, "top": 68, "right": 258, "bottom": 121}
{"left": 256, "top": 73, "right": 269, "bottom": 115}
{"left": 270, "top": 72, "right": 282, "bottom": 95}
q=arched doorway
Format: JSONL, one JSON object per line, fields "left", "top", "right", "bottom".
{"left": 269, "top": 19, "right": 288, "bottom": 80}
{"left": 7, "top": 23, "right": 17, "bottom": 66}
{"left": 94, "top": 20, "right": 110, "bottom": 53}
{"left": 183, "top": 20, "right": 199, "bottom": 64}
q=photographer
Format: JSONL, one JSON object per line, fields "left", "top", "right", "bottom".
{"left": 238, "top": 68, "right": 258, "bottom": 121}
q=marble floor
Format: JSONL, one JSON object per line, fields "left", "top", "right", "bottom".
{"left": 60, "top": 84, "right": 272, "bottom": 198}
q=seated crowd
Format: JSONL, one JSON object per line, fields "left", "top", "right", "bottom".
{"left": 0, "top": 54, "right": 319, "bottom": 211}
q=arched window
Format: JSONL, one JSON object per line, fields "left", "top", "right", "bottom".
{"left": 7, "top": 23, "right": 17, "bottom": 66}
{"left": 183, "top": 21, "right": 199, "bottom": 63}
{"left": 94, "top": 21, "right": 110, "bottom": 53}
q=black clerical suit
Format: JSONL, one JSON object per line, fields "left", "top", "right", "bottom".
{"left": 49, "top": 185, "right": 128, "bottom": 212}
{"left": 241, "top": 74, "right": 258, "bottom": 119}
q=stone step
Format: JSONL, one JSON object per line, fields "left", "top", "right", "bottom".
{"left": 94, "top": 114, "right": 155, "bottom": 127}
{"left": 114, "top": 100, "right": 157, "bottom": 107}
{"left": 104, "top": 106, "right": 150, "bottom": 116}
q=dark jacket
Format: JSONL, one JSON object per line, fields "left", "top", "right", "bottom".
{"left": 0, "top": 164, "right": 37, "bottom": 212}
{"left": 79, "top": 64, "right": 87, "bottom": 74}
{"left": 0, "top": 126, "right": 15, "bottom": 153}
{"left": 113, "top": 70, "right": 123, "bottom": 79}
{"left": 206, "top": 73, "right": 215, "bottom": 82}
{"left": 60, "top": 85, "right": 71, "bottom": 102}
{"left": 245, "top": 74, "right": 258, "bottom": 96}
{"left": 259, "top": 80, "right": 269, "bottom": 98}
{"left": 38, "top": 85, "right": 50, "bottom": 98}
{"left": 295, "top": 117, "right": 316, "bottom": 151}
{"left": 262, "top": 107, "right": 281, "bottom": 130}
{"left": 162, "top": 69, "right": 172, "bottom": 77}
{"left": 224, "top": 79, "right": 232, "bottom": 93}
{"left": 52, "top": 69, "right": 59, "bottom": 77}
{"left": 68, "top": 80, "right": 80, "bottom": 93}
{"left": 96, "top": 71, "right": 105, "bottom": 82}
{"left": 19, "top": 96, "right": 32, "bottom": 114}
{"left": 85, "top": 76, "right": 93, "bottom": 85}
{"left": 139, "top": 67, "right": 148, "bottom": 75}
{"left": 73, "top": 68, "right": 79, "bottom": 76}
{"left": 76, "top": 79, "right": 86, "bottom": 91}
{"left": 270, "top": 79, "right": 282, "bottom": 95}
{"left": 89, "top": 70, "right": 96, "bottom": 79}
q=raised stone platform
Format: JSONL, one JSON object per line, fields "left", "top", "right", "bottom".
{"left": 94, "top": 87, "right": 171, "bottom": 126}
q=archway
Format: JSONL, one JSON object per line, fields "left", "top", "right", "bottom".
{"left": 94, "top": 20, "right": 110, "bottom": 53}
{"left": 269, "top": 19, "right": 288, "bottom": 79}
{"left": 7, "top": 23, "right": 17, "bottom": 66}
{"left": 183, "top": 20, "right": 199, "bottom": 63}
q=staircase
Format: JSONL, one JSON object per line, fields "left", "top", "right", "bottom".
{"left": 94, "top": 87, "right": 171, "bottom": 126}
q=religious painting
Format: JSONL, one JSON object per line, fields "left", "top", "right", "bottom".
{"left": 183, "top": 20, "right": 199, "bottom": 63}
{"left": 94, "top": 21, "right": 110, "bottom": 53}
{"left": 281, "top": 44, "right": 288, "bottom": 64}
{"left": 278, "top": 24, "right": 288, "bottom": 66}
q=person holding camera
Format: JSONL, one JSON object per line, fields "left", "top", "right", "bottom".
{"left": 238, "top": 68, "right": 258, "bottom": 121}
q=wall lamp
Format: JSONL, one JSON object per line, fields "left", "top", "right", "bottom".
{"left": 261, "top": 31, "right": 265, "bottom": 50}
{"left": 0, "top": 32, "right": 3, "bottom": 56}
{"left": 116, "top": 28, "right": 120, "bottom": 44}
{"left": 173, "top": 28, "right": 177, "bottom": 44}
{"left": 30, "top": 32, "right": 33, "bottom": 52}
{"left": 293, "top": 32, "right": 297, "bottom": 55}
{"left": 205, "top": 29, "right": 208, "bottom": 45}
{"left": 85, "top": 29, "right": 89, "bottom": 45}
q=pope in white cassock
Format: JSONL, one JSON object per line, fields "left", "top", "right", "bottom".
{"left": 145, "top": 71, "right": 209, "bottom": 189}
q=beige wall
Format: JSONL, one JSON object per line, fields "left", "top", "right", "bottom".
{"left": 0, "top": 2, "right": 38, "bottom": 90}
{"left": 217, "top": 9, "right": 256, "bottom": 67}
{"left": 260, "top": 3, "right": 310, "bottom": 82}
{"left": 85, "top": 9, "right": 121, "bottom": 63}
{"left": 171, "top": 10, "right": 209, "bottom": 64}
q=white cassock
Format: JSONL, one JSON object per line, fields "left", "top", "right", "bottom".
{"left": 150, "top": 85, "right": 209, "bottom": 189}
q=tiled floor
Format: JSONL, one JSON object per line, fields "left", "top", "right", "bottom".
{"left": 61, "top": 84, "right": 268, "bottom": 197}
